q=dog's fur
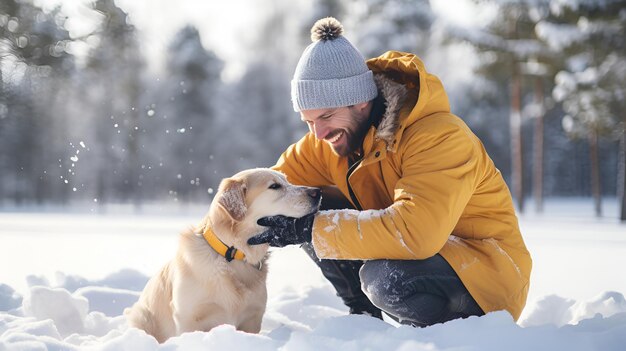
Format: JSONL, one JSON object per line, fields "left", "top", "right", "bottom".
{"left": 124, "top": 168, "right": 320, "bottom": 342}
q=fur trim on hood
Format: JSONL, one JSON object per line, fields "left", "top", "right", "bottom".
{"left": 373, "top": 74, "right": 409, "bottom": 150}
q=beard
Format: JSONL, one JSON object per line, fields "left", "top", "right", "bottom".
{"left": 330, "top": 108, "right": 372, "bottom": 157}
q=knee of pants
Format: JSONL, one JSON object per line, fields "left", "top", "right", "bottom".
{"left": 359, "top": 260, "right": 407, "bottom": 309}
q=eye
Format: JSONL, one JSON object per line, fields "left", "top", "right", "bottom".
{"left": 268, "top": 183, "right": 282, "bottom": 190}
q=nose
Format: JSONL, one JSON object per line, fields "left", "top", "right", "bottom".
{"left": 312, "top": 122, "right": 329, "bottom": 140}
{"left": 306, "top": 187, "right": 322, "bottom": 200}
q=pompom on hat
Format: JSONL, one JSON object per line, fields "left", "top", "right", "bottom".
{"left": 291, "top": 17, "right": 378, "bottom": 112}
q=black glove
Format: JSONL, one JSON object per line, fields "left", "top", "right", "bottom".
{"left": 247, "top": 213, "right": 316, "bottom": 247}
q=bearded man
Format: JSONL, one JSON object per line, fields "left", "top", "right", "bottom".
{"left": 248, "top": 17, "right": 532, "bottom": 327}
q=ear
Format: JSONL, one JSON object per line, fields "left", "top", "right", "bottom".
{"left": 217, "top": 178, "right": 247, "bottom": 222}
{"left": 353, "top": 101, "right": 370, "bottom": 113}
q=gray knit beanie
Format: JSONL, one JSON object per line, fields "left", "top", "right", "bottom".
{"left": 291, "top": 17, "right": 378, "bottom": 112}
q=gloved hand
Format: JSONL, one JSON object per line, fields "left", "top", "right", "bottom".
{"left": 247, "top": 213, "right": 316, "bottom": 247}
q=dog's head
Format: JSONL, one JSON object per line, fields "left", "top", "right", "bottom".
{"left": 207, "top": 168, "right": 321, "bottom": 260}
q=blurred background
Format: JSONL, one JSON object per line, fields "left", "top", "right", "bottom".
{"left": 0, "top": 0, "right": 624, "bottom": 219}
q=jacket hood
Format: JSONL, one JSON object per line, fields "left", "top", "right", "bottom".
{"left": 368, "top": 51, "right": 451, "bottom": 151}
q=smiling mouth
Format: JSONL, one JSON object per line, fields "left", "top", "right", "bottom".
{"left": 326, "top": 131, "right": 343, "bottom": 144}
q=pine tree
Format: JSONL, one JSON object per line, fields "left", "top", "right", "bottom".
{"left": 0, "top": 1, "right": 74, "bottom": 204}
{"left": 82, "top": 0, "right": 146, "bottom": 206}
{"left": 450, "top": 0, "right": 555, "bottom": 213}
{"left": 153, "top": 25, "right": 223, "bottom": 202}
{"left": 542, "top": 0, "right": 626, "bottom": 217}
{"left": 344, "top": 0, "right": 434, "bottom": 58}
{"left": 213, "top": 3, "right": 304, "bottom": 180}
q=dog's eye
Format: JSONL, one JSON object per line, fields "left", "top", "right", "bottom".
{"left": 268, "top": 183, "right": 282, "bottom": 190}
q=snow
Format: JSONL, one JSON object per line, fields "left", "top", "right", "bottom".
{"left": 523, "top": 292, "right": 626, "bottom": 328}
{"left": 1, "top": 198, "right": 626, "bottom": 350}
{"left": 535, "top": 21, "right": 585, "bottom": 51}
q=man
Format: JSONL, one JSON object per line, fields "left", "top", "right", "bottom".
{"left": 248, "top": 17, "right": 532, "bottom": 327}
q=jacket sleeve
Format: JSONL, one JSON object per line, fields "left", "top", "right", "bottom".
{"left": 311, "top": 120, "right": 480, "bottom": 260}
{"left": 272, "top": 132, "right": 334, "bottom": 187}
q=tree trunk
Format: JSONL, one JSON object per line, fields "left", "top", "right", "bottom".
{"left": 589, "top": 131, "right": 602, "bottom": 217}
{"left": 618, "top": 126, "right": 626, "bottom": 222}
{"left": 0, "top": 60, "right": 4, "bottom": 202}
{"left": 95, "top": 82, "right": 114, "bottom": 209}
{"left": 511, "top": 63, "right": 524, "bottom": 212}
{"left": 127, "top": 80, "right": 141, "bottom": 211}
{"left": 533, "top": 77, "right": 544, "bottom": 213}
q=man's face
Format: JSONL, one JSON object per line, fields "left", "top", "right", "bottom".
{"left": 300, "top": 102, "right": 372, "bottom": 157}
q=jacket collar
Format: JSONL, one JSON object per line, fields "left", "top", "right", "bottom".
{"left": 372, "top": 73, "right": 409, "bottom": 151}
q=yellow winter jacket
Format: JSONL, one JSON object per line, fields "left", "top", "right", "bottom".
{"left": 273, "top": 51, "right": 532, "bottom": 321}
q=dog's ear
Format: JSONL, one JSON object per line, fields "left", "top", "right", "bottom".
{"left": 217, "top": 178, "right": 247, "bottom": 222}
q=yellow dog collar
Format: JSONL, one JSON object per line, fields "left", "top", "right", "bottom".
{"left": 202, "top": 226, "right": 245, "bottom": 262}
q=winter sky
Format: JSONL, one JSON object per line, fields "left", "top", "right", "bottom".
{"left": 35, "top": 0, "right": 492, "bottom": 81}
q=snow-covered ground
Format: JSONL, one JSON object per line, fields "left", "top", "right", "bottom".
{"left": 1, "top": 198, "right": 625, "bottom": 350}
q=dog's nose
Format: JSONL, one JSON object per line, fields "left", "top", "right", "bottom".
{"left": 307, "top": 188, "right": 321, "bottom": 200}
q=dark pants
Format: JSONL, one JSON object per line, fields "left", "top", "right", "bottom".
{"left": 359, "top": 254, "right": 484, "bottom": 327}
{"left": 303, "top": 244, "right": 483, "bottom": 326}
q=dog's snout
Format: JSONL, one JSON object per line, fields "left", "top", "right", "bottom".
{"left": 307, "top": 188, "right": 321, "bottom": 200}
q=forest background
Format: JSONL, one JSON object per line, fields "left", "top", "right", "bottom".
{"left": 1, "top": 0, "right": 624, "bottom": 220}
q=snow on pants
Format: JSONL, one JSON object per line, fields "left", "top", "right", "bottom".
{"left": 359, "top": 254, "right": 485, "bottom": 327}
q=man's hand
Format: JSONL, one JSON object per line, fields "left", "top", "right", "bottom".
{"left": 247, "top": 213, "right": 316, "bottom": 247}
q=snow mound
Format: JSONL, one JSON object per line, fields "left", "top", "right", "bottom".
{"left": 520, "top": 294, "right": 576, "bottom": 327}
{"left": 572, "top": 291, "right": 626, "bottom": 323}
{"left": 1, "top": 271, "right": 626, "bottom": 350}
{"left": 0, "top": 284, "right": 22, "bottom": 312}
{"left": 74, "top": 286, "right": 140, "bottom": 317}
{"left": 39, "top": 268, "right": 149, "bottom": 293}
{"left": 521, "top": 291, "right": 626, "bottom": 327}
{"left": 22, "top": 286, "right": 89, "bottom": 336}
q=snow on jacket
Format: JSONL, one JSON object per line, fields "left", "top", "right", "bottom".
{"left": 273, "top": 51, "right": 532, "bottom": 321}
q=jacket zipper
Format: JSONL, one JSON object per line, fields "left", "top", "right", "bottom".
{"left": 346, "top": 158, "right": 363, "bottom": 210}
